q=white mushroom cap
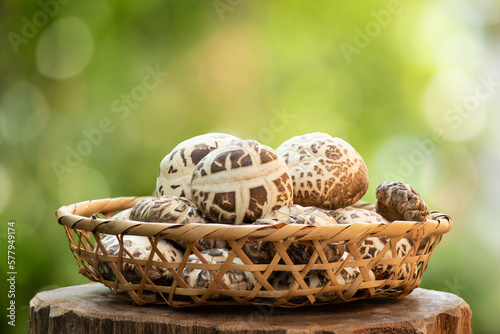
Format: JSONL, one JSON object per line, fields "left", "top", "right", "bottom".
{"left": 269, "top": 261, "right": 375, "bottom": 302}
{"left": 156, "top": 133, "right": 239, "bottom": 199}
{"left": 129, "top": 196, "right": 228, "bottom": 251}
{"left": 130, "top": 196, "right": 208, "bottom": 224}
{"left": 328, "top": 207, "right": 388, "bottom": 225}
{"left": 276, "top": 132, "right": 369, "bottom": 209}
{"left": 97, "top": 235, "right": 183, "bottom": 285}
{"left": 329, "top": 207, "right": 417, "bottom": 279}
{"left": 181, "top": 249, "right": 257, "bottom": 292}
{"left": 243, "top": 212, "right": 345, "bottom": 264}
{"left": 358, "top": 237, "right": 414, "bottom": 280}
{"left": 191, "top": 140, "right": 293, "bottom": 225}
{"left": 111, "top": 208, "right": 133, "bottom": 221}
{"left": 263, "top": 204, "right": 333, "bottom": 222}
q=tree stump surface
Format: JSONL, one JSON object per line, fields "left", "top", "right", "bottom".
{"left": 29, "top": 283, "right": 471, "bottom": 334}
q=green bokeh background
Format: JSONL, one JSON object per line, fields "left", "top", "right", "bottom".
{"left": 1, "top": 1, "right": 499, "bottom": 333}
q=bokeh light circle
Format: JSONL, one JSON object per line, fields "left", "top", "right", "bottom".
{"left": 0, "top": 81, "right": 49, "bottom": 143}
{"left": 437, "top": 31, "right": 483, "bottom": 74}
{"left": 422, "top": 69, "right": 488, "bottom": 142}
{"left": 36, "top": 16, "right": 93, "bottom": 79}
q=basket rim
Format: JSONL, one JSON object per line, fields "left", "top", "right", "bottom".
{"left": 56, "top": 196, "right": 453, "bottom": 242}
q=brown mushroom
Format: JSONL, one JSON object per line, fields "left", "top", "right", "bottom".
{"left": 275, "top": 133, "right": 369, "bottom": 209}
{"left": 129, "top": 196, "right": 228, "bottom": 251}
{"left": 156, "top": 133, "right": 239, "bottom": 199}
{"left": 375, "top": 181, "right": 431, "bottom": 222}
{"left": 191, "top": 140, "right": 293, "bottom": 225}
{"left": 130, "top": 196, "right": 208, "bottom": 224}
{"left": 242, "top": 212, "right": 345, "bottom": 265}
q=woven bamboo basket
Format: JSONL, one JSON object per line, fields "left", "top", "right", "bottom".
{"left": 56, "top": 196, "right": 452, "bottom": 307}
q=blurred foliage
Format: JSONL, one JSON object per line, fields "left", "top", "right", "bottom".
{"left": 1, "top": 0, "right": 500, "bottom": 333}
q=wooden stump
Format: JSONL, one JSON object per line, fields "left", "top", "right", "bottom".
{"left": 29, "top": 283, "right": 471, "bottom": 334}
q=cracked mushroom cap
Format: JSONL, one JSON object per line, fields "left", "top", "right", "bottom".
{"left": 130, "top": 196, "right": 208, "bottom": 224}
{"left": 328, "top": 207, "right": 418, "bottom": 280}
{"left": 328, "top": 207, "right": 388, "bottom": 225}
{"left": 97, "top": 235, "right": 183, "bottom": 285}
{"left": 263, "top": 204, "right": 333, "bottom": 222}
{"left": 156, "top": 133, "right": 239, "bottom": 199}
{"left": 191, "top": 140, "right": 293, "bottom": 225}
{"left": 181, "top": 248, "right": 257, "bottom": 292}
{"left": 242, "top": 212, "right": 345, "bottom": 264}
{"left": 129, "top": 196, "right": 228, "bottom": 251}
{"left": 270, "top": 257, "right": 366, "bottom": 290}
{"left": 110, "top": 208, "right": 133, "bottom": 221}
{"left": 357, "top": 237, "right": 415, "bottom": 280}
{"left": 276, "top": 133, "right": 369, "bottom": 209}
{"left": 269, "top": 255, "right": 375, "bottom": 302}
{"left": 375, "top": 181, "right": 431, "bottom": 222}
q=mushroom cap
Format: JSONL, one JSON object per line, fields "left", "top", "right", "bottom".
{"left": 130, "top": 196, "right": 208, "bottom": 224}
{"left": 193, "top": 239, "right": 229, "bottom": 252}
{"left": 328, "top": 207, "right": 388, "bottom": 225}
{"left": 156, "top": 133, "right": 239, "bottom": 199}
{"left": 129, "top": 196, "right": 229, "bottom": 251}
{"left": 272, "top": 212, "right": 336, "bottom": 228}
{"left": 270, "top": 270, "right": 327, "bottom": 291}
{"left": 269, "top": 257, "right": 375, "bottom": 302}
{"left": 276, "top": 132, "right": 369, "bottom": 209}
{"left": 242, "top": 212, "right": 345, "bottom": 264}
{"left": 375, "top": 181, "right": 431, "bottom": 222}
{"left": 191, "top": 140, "right": 293, "bottom": 225}
{"left": 111, "top": 208, "right": 133, "bottom": 221}
{"left": 181, "top": 248, "right": 257, "bottom": 292}
{"left": 328, "top": 207, "right": 418, "bottom": 280}
{"left": 97, "top": 235, "right": 183, "bottom": 285}
{"left": 358, "top": 237, "right": 414, "bottom": 280}
{"left": 263, "top": 204, "right": 333, "bottom": 222}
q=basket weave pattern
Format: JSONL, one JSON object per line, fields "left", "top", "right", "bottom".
{"left": 57, "top": 196, "right": 452, "bottom": 307}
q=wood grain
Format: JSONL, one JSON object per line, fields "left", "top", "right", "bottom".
{"left": 29, "top": 284, "right": 471, "bottom": 333}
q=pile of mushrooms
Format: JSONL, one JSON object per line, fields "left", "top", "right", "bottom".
{"left": 96, "top": 132, "right": 431, "bottom": 298}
